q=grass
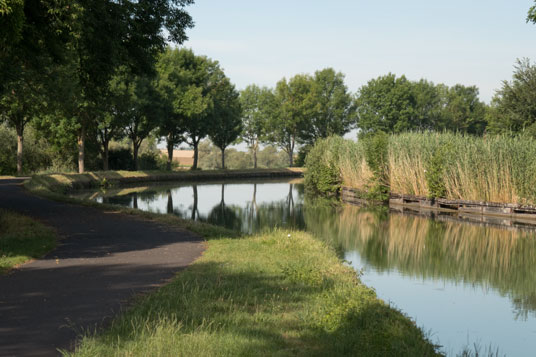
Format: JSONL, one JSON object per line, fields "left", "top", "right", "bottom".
{"left": 25, "top": 168, "right": 304, "bottom": 194}
{"left": 306, "top": 133, "right": 536, "bottom": 204}
{"left": 0, "top": 209, "right": 57, "bottom": 274}
{"left": 66, "top": 230, "right": 439, "bottom": 356}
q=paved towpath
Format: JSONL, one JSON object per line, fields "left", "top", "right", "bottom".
{"left": 0, "top": 178, "right": 205, "bottom": 356}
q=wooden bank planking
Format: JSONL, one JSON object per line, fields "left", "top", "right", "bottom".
{"left": 341, "top": 186, "right": 536, "bottom": 228}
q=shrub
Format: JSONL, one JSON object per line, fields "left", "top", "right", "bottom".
{"left": 424, "top": 145, "right": 448, "bottom": 199}
{"left": 108, "top": 148, "right": 134, "bottom": 170}
{"left": 305, "top": 137, "right": 344, "bottom": 196}
{"left": 138, "top": 152, "right": 159, "bottom": 170}
{"left": 362, "top": 132, "right": 390, "bottom": 201}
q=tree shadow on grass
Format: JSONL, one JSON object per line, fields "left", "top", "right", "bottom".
{"left": 72, "top": 261, "right": 440, "bottom": 356}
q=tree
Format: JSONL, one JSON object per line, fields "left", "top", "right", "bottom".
{"left": 298, "top": 68, "right": 356, "bottom": 145}
{"left": 0, "top": 0, "right": 24, "bottom": 52}
{"left": 178, "top": 55, "right": 229, "bottom": 170}
{"left": 0, "top": 65, "right": 44, "bottom": 174}
{"left": 109, "top": 70, "right": 161, "bottom": 171}
{"left": 487, "top": 59, "right": 536, "bottom": 136}
{"left": 0, "top": 1, "right": 77, "bottom": 174}
{"left": 412, "top": 79, "right": 443, "bottom": 131}
{"left": 209, "top": 76, "right": 242, "bottom": 169}
{"left": 240, "top": 85, "right": 271, "bottom": 168}
{"left": 356, "top": 73, "right": 487, "bottom": 136}
{"left": 156, "top": 48, "right": 212, "bottom": 170}
{"left": 266, "top": 75, "right": 312, "bottom": 166}
{"left": 440, "top": 84, "right": 487, "bottom": 135}
{"left": 528, "top": 2, "right": 536, "bottom": 23}
{"left": 356, "top": 74, "right": 416, "bottom": 137}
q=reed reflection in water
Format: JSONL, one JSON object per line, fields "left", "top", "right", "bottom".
{"left": 304, "top": 202, "right": 536, "bottom": 356}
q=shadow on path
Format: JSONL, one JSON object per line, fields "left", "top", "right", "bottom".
{"left": 0, "top": 179, "right": 205, "bottom": 356}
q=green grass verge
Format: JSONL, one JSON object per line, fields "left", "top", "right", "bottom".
{"left": 66, "top": 230, "right": 439, "bottom": 356}
{"left": 25, "top": 168, "right": 305, "bottom": 194}
{"left": 0, "top": 209, "right": 57, "bottom": 274}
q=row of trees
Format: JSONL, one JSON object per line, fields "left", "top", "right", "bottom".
{"left": 240, "top": 68, "right": 356, "bottom": 167}
{"left": 0, "top": 0, "right": 196, "bottom": 174}
{"left": 355, "top": 58, "right": 536, "bottom": 139}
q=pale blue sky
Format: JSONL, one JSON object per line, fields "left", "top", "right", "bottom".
{"left": 181, "top": 0, "right": 536, "bottom": 103}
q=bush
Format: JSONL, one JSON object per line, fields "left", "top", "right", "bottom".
{"left": 424, "top": 145, "right": 448, "bottom": 199}
{"left": 305, "top": 137, "right": 344, "bottom": 196}
{"left": 138, "top": 152, "right": 160, "bottom": 170}
{"left": 362, "top": 132, "right": 390, "bottom": 201}
{"left": 108, "top": 148, "right": 134, "bottom": 170}
{"left": 295, "top": 144, "right": 312, "bottom": 167}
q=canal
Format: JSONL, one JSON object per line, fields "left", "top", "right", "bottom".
{"left": 72, "top": 178, "right": 536, "bottom": 356}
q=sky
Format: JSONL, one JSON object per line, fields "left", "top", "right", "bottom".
{"left": 180, "top": 0, "right": 536, "bottom": 104}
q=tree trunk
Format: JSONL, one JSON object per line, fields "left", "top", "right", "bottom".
{"left": 167, "top": 140, "right": 174, "bottom": 171}
{"left": 103, "top": 140, "right": 109, "bottom": 171}
{"left": 133, "top": 141, "right": 140, "bottom": 171}
{"left": 78, "top": 127, "right": 85, "bottom": 174}
{"left": 16, "top": 125, "right": 24, "bottom": 176}
{"left": 221, "top": 148, "right": 225, "bottom": 169}
{"left": 253, "top": 139, "right": 258, "bottom": 169}
{"left": 288, "top": 137, "right": 295, "bottom": 167}
{"left": 288, "top": 150, "right": 293, "bottom": 167}
{"left": 192, "top": 140, "right": 199, "bottom": 170}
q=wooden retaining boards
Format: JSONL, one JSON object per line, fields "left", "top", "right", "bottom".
{"left": 390, "top": 205, "right": 536, "bottom": 232}
{"left": 341, "top": 186, "right": 536, "bottom": 224}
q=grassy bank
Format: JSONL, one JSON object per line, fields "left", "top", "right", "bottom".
{"left": 68, "top": 230, "right": 439, "bottom": 356}
{"left": 0, "top": 209, "right": 56, "bottom": 274}
{"left": 305, "top": 133, "right": 536, "bottom": 204}
{"left": 26, "top": 168, "right": 304, "bottom": 194}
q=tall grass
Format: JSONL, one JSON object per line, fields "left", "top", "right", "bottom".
{"left": 306, "top": 133, "right": 536, "bottom": 204}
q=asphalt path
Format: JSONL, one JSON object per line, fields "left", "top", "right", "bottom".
{"left": 0, "top": 178, "right": 205, "bottom": 356}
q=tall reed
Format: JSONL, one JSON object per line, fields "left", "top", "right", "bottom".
{"left": 305, "top": 133, "right": 536, "bottom": 204}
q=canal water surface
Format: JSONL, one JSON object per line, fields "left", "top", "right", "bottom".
{"left": 73, "top": 178, "right": 536, "bottom": 356}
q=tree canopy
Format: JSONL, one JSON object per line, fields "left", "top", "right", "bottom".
{"left": 208, "top": 76, "right": 242, "bottom": 169}
{"left": 156, "top": 47, "right": 212, "bottom": 169}
{"left": 356, "top": 73, "right": 487, "bottom": 137}
{"left": 239, "top": 85, "right": 272, "bottom": 168}
{"left": 487, "top": 59, "right": 536, "bottom": 137}
{"left": 299, "top": 68, "right": 356, "bottom": 145}
{"left": 0, "top": 0, "right": 195, "bottom": 173}
{"left": 528, "top": 1, "right": 536, "bottom": 23}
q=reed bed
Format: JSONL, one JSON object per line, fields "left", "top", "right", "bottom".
{"left": 306, "top": 133, "right": 536, "bottom": 204}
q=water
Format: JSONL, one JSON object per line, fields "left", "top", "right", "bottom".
{"left": 73, "top": 179, "right": 536, "bottom": 356}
